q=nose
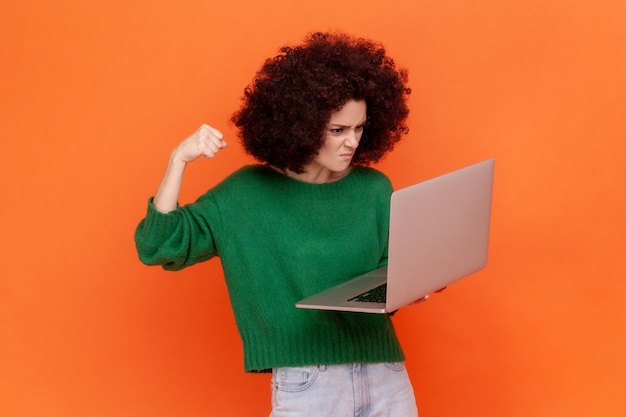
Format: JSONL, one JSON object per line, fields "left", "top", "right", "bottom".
{"left": 344, "top": 129, "right": 360, "bottom": 148}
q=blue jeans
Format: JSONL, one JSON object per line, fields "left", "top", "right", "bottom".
{"left": 270, "top": 362, "right": 418, "bottom": 417}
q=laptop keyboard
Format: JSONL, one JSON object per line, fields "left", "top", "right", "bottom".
{"left": 348, "top": 283, "right": 387, "bottom": 303}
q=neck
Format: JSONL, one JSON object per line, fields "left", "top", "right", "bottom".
{"left": 281, "top": 166, "right": 352, "bottom": 184}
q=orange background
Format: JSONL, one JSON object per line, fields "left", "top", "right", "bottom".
{"left": 1, "top": 1, "right": 625, "bottom": 416}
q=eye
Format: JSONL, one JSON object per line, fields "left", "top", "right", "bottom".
{"left": 329, "top": 127, "right": 344, "bottom": 134}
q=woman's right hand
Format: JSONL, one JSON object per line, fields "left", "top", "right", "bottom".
{"left": 172, "top": 124, "right": 228, "bottom": 164}
{"left": 152, "top": 124, "right": 227, "bottom": 213}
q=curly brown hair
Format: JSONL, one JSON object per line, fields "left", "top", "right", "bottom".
{"left": 231, "top": 32, "right": 411, "bottom": 173}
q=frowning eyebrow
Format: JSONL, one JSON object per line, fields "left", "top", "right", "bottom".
{"left": 327, "top": 119, "right": 368, "bottom": 128}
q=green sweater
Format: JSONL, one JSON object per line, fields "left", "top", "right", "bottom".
{"left": 135, "top": 165, "right": 405, "bottom": 372}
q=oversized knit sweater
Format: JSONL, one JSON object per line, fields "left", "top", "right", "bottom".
{"left": 134, "top": 164, "right": 405, "bottom": 372}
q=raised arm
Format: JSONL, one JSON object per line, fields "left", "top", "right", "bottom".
{"left": 153, "top": 124, "right": 227, "bottom": 213}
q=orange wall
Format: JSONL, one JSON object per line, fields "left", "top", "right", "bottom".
{"left": 1, "top": 1, "right": 625, "bottom": 416}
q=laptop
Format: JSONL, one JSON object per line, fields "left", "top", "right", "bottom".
{"left": 295, "top": 159, "right": 494, "bottom": 313}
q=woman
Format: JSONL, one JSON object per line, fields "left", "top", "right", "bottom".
{"left": 135, "top": 31, "right": 416, "bottom": 416}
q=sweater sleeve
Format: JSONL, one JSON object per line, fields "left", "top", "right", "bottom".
{"left": 134, "top": 195, "right": 221, "bottom": 271}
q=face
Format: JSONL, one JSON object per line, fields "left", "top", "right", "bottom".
{"left": 302, "top": 99, "right": 367, "bottom": 182}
